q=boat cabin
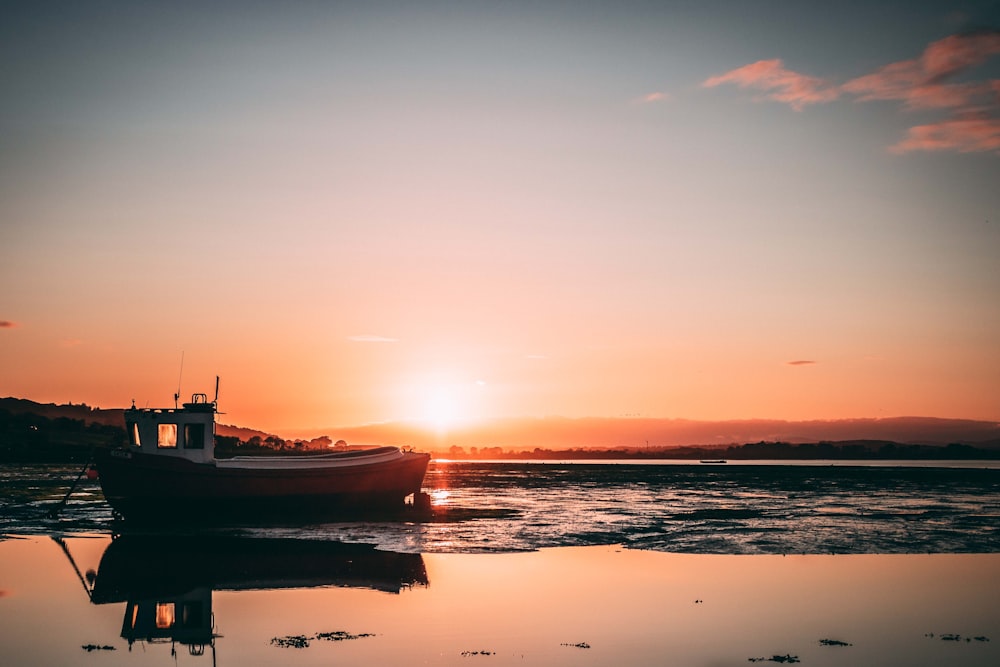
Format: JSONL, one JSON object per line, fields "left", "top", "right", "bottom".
{"left": 125, "top": 394, "right": 217, "bottom": 464}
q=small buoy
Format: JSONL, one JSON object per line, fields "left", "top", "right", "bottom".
{"left": 86, "top": 467, "right": 99, "bottom": 480}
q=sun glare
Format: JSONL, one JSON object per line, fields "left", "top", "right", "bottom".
{"left": 425, "top": 387, "right": 460, "bottom": 430}
{"left": 403, "top": 373, "right": 489, "bottom": 431}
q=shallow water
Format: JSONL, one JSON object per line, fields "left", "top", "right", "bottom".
{"left": 1, "top": 535, "right": 998, "bottom": 667}
{"left": 2, "top": 462, "right": 999, "bottom": 666}
{"left": 3, "top": 461, "right": 999, "bottom": 554}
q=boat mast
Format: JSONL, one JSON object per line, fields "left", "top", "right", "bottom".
{"left": 174, "top": 351, "right": 185, "bottom": 409}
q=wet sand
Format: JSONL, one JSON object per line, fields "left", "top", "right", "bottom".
{"left": 1, "top": 535, "right": 998, "bottom": 666}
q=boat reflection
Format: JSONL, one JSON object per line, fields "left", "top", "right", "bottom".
{"left": 120, "top": 587, "right": 216, "bottom": 656}
{"left": 77, "top": 535, "right": 427, "bottom": 658}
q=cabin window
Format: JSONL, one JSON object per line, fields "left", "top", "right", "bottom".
{"left": 180, "top": 602, "right": 203, "bottom": 628}
{"left": 157, "top": 424, "right": 178, "bottom": 448}
{"left": 184, "top": 423, "right": 205, "bottom": 449}
{"left": 155, "top": 602, "right": 175, "bottom": 629}
{"left": 131, "top": 423, "right": 142, "bottom": 447}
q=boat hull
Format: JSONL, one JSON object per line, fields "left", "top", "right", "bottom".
{"left": 96, "top": 449, "right": 431, "bottom": 522}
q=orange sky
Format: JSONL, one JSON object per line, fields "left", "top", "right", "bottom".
{"left": 1, "top": 2, "right": 998, "bottom": 435}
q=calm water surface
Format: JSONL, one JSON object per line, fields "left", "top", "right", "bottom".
{"left": 1, "top": 536, "right": 999, "bottom": 667}
{"left": 2, "top": 461, "right": 999, "bottom": 666}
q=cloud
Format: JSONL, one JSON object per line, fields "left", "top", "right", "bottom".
{"left": 890, "top": 114, "right": 1000, "bottom": 154}
{"left": 635, "top": 91, "right": 669, "bottom": 104}
{"left": 702, "top": 59, "right": 840, "bottom": 110}
{"left": 703, "top": 31, "right": 1000, "bottom": 154}
{"left": 842, "top": 32, "right": 1000, "bottom": 110}
{"left": 0, "top": 320, "right": 17, "bottom": 328}
{"left": 922, "top": 31, "right": 1000, "bottom": 80}
{"left": 786, "top": 360, "right": 817, "bottom": 366}
{"left": 347, "top": 334, "right": 398, "bottom": 343}
{"left": 59, "top": 338, "right": 84, "bottom": 348}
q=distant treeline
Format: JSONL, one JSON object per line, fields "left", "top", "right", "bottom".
{"left": 431, "top": 440, "right": 1000, "bottom": 461}
{"left": 0, "top": 408, "right": 126, "bottom": 462}
{"left": 214, "top": 434, "right": 336, "bottom": 457}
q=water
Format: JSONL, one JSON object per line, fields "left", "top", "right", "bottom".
{"left": 3, "top": 461, "right": 999, "bottom": 554}
{"left": 3, "top": 461, "right": 1000, "bottom": 666}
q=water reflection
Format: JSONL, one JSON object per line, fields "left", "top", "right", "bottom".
{"left": 4, "top": 536, "right": 998, "bottom": 666}
{"left": 119, "top": 588, "right": 215, "bottom": 656}
{"left": 65, "top": 534, "right": 427, "bottom": 659}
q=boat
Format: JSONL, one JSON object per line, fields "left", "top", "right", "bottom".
{"left": 94, "top": 382, "right": 431, "bottom": 522}
{"left": 699, "top": 459, "right": 727, "bottom": 464}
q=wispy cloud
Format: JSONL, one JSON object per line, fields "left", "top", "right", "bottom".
{"left": 702, "top": 59, "right": 840, "bottom": 110}
{"left": 890, "top": 114, "right": 1000, "bottom": 154}
{"left": 634, "top": 91, "right": 670, "bottom": 104}
{"left": 0, "top": 320, "right": 17, "bottom": 329}
{"left": 58, "top": 338, "right": 84, "bottom": 348}
{"left": 842, "top": 32, "right": 1000, "bottom": 110}
{"left": 347, "top": 334, "right": 398, "bottom": 343}
{"left": 703, "top": 31, "right": 1000, "bottom": 154}
{"left": 786, "top": 360, "right": 817, "bottom": 366}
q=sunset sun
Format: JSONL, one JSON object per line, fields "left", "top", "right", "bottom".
{"left": 424, "top": 386, "right": 460, "bottom": 430}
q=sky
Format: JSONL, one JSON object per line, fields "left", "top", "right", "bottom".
{"left": 1, "top": 1, "right": 999, "bottom": 435}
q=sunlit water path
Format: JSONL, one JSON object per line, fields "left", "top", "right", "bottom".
{"left": 3, "top": 461, "right": 998, "bottom": 554}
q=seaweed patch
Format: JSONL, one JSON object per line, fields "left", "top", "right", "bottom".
{"left": 934, "top": 633, "right": 991, "bottom": 643}
{"left": 748, "top": 655, "right": 800, "bottom": 664}
{"left": 271, "top": 631, "right": 376, "bottom": 648}
{"left": 316, "top": 631, "right": 376, "bottom": 642}
{"left": 819, "top": 638, "right": 852, "bottom": 646}
{"left": 271, "top": 635, "right": 311, "bottom": 649}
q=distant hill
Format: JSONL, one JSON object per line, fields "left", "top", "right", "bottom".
{"left": 315, "top": 415, "right": 1000, "bottom": 451}
{"left": 0, "top": 397, "right": 278, "bottom": 442}
{"left": 0, "top": 397, "right": 123, "bottom": 427}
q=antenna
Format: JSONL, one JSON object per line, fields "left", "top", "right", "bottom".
{"left": 214, "top": 375, "right": 220, "bottom": 406}
{"left": 174, "top": 351, "right": 185, "bottom": 408}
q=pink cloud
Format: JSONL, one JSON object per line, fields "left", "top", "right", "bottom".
{"left": 635, "top": 91, "right": 669, "bottom": 104}
{"left": 703, "top": 59, "right": 840, "bottom": 110}
{"left": 786, "top": 360, "right": 817, "bottom": 366}
{"left": 922, "top": 32, "right": 1000, "bottom": 81}
{"left": 0, "top": 320, "right": 17, "bottom": 328}
{"left": 842, "top": 32, "right": 1000, "bottom": 110}
{"left": 890, "top": 114, "right": 1000, "bottom": 154}
{"left": 703, "top": 31, "right": 1000, "bottom": 155}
